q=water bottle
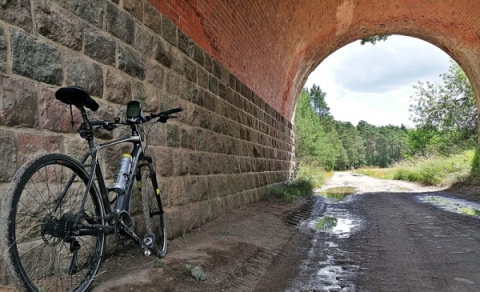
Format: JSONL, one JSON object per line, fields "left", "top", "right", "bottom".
{"left": 112, "top": 153, "right": 132, "bottom": 193}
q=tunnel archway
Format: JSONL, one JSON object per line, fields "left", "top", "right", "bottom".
{"left": 150, "top": 0, "right": 480, "bottom": 121}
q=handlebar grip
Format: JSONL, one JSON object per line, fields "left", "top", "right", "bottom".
{"left": 160, "top": 107, "right": 183, "bottom": 116}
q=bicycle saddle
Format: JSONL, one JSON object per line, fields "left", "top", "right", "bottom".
{"left": 55, "top": 86, "right": 99, "bottom": 111}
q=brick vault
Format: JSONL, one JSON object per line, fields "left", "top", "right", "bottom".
{"left": 150, "top": 0, "right": 480, "bottom": 119}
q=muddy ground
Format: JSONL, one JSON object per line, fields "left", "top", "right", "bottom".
{"left": 3, "top": 172, "right": 480, "bottom": 291}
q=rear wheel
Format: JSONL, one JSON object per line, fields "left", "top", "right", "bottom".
{"left": 1, "top": 154, "right": 105, "bottom": 291}
{"left": 140, "top": 166, "right": 167, "bottom": 258}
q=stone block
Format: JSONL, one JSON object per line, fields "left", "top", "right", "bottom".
{"left": 16, "top": 132, "right": 62, "bottom": 166}
{"left": 123, "top": 0, "right": 143, "bottom": 21}
{"left": 11, "top": 29, "right": 62, "bottom": 85}
{"left": 105, "top": 2, "right": 134, "bottom": 44}
{"left": 166, "top": 123, "right": 180, "bottom": 147}
{"left": 145, "top": 58, "right": 165, "bottom": 86}
{"left": 38, "top": 86, "right": 81, "bottom": 133}
{"left": 165, "top": 71, "right": 179, "bottom": 95}
{"left": 0, "top": 0, "right": 33, "bottom": 32}
{"left": 144, "top": 2, "right": 162, "bottom": 35}
{"left": 172, "top": 150, "right": 189, "bottom": 176}
{"left": 134, "top": 24, "right": 154, "bottom": 55}
{"left": 0, "top": 25, "right": 6, "bottom": 72}
{"left": 0, "top": 75, "right": 38, "bottom": 127}
{"left": 132, "top": 80, "right": 157, "bottom": 112}
{"left": 184, "top": 59, "right": 197, "bottom": 83}
{"left": 194, "top": 128, "right": 207, "bottom": 151}
{"left": 153, "top": 37, "right": 172, "bottom": 68}
{"left": 0, "top": 129, "right": 17, "bottom": 182}
{"left": 152, "top": 147, "right": 173, "bottom": 177}
{"left": 199, "top": 200, "right": 213, "bottom": 225}
{"left": 64, "top": 53, "right": 103, "bottom": 97}
{"left": 84, "top": 29, "right": 116, "bottom": 66}
{"left": 105, "top": 69, "right": 132, "bottom": 105}
{"left": 35, "top": 1, "right": 83, "bottom": 50}
{"left": 63, "top": 135, "right": 89, "bottom": 161}
{"left": 118, "top": 45, "right": 145, "bottom": 80}
{"left": 161, "top": 16, "right": 177, "bottom": 46}
{"left": 180, "top": 127, "right": 195, "bottom": 150}
{"left": 185, "top": 176, "right": 208, "bottom": 202}
{"left": 53, "top": 0, "right": 104, "bottom": 28}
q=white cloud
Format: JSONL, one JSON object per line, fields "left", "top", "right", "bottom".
{"left": 305, "top": 35, "right": 451, "bottom": 127}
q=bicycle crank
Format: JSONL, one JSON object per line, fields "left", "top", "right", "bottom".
{"left": 141, "top": 234, "right": 157, "bottom": 256}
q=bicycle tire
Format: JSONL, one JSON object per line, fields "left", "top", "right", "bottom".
{"left": 140, "top": 167, "right": 167, "bottom": 258}
{"left": 1, "top": 153, "right": 105, "bottom": 291}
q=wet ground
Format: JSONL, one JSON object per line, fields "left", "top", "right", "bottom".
{"left": 2, "top": 172, "right": 480, "bottom": 291}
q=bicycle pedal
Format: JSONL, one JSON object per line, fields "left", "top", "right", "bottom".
{"left": 141, "top": 234, "right": 156, "bottom": 249}
{"left": 144, "top": 249, "right": 152, "bottom": 256}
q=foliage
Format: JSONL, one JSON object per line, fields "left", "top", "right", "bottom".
{"left": 268, "top": 179, "right": 314, "bottom": 203}
{"left": 360, "top": 35, "right": 391, "bottom": 45}
{"left": 354, "top": 168, "right": 396, "bottom": 180}
{"left": 295, "top": 86, "right": 410, "bottom": 170}
{"left": 408, "top": 60, "right": 477, "bottom": 155}
{"left": 295, "top": 159, "right": 327, "bottom": 189}
{"left": 392, "top": 150, "right": 475, "bottom": 186}
{"left": 185, "top": 264, "right": 207, "bottom": 281}
{"left": 295, "top": 89, "right": 338, "bottom": 170}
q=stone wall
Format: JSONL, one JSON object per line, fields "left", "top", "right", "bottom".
{"left": 0, "top": 0, "right": 294, "bottom": 283}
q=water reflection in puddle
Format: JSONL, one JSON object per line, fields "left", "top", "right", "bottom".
{"left": 417, "top": 195, "right": 480, "bottom": 217}
{"left": 319, "top": 187, "right": 357, "bottom": 202}
{"left": 288, "top": 190, "right": 361, "bottom": 291}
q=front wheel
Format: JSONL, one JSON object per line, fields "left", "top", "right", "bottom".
{"left": 140, "top": 166, "right": 167, "bottom": 258}
{"left": 1, "top": 153, "right": 105, "bottom": 291}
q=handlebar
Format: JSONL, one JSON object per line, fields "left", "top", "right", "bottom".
{"left": 90, "top": 107, "right": 183, "bottom": 130}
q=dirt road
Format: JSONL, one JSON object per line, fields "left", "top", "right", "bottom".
{"left": 14, "top": 172, "right": 478, "bottom": 291}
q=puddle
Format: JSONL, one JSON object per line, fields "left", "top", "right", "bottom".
{"left": 318, "top": 187, "right": 357, "bottom": 201}
{"left": 417, "top": 195, "right": 480, "bottom": 218}
{"left": 314, "top": 217, "right": 338, "bottom": 231}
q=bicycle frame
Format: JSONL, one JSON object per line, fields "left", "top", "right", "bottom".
{"left": 71, "top": 107, "right": 156, "bottom": 243}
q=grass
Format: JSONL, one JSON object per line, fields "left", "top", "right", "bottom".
{"left": 355, "top": 149, "right": 476, "bottom": 186}
{"left": 266, "top": 160, "right": 328, "bottom": 203}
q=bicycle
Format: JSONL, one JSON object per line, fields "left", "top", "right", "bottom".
{"left": 1, "top": 86, "right": 182, "bottom": 291}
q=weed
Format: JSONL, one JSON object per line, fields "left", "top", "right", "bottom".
{"left": 185, "top": 264, "right": 207, "bottom": 281}
{"left": 153, "top": 258, "right": 165, "bottom": 268}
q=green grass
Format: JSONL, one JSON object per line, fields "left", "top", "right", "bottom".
{"left": 266, "top": 160, "right": 328, "bottom": 203}
{"left": 356, "top": 149, "right": 476, "bottom": 186}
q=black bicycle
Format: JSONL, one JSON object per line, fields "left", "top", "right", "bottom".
{"left": 1, "top": 86, "right": 182, "bottom": 291}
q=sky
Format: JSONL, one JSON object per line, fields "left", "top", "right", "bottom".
{"left": 304, "top": 35, "right": 452, "bottom": 128}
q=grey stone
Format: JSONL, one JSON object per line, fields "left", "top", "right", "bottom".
{"left": 166, "top": 123, "right": 180, "bottom": 147}
{"left": 53, "top": 0, "right": 104, "bottom": 28}
{"left": 153, "top": 38, "right": 172, "bottom": 68}
{"left": 64, "top": 54, "right": 103, "bottom": 96}
{"left": 191, "top": 43, "right": 205, "bottom": 66}
{"left": 178, "top": 30, "right": 189, "bottom": 55}
{"left": 123, "top": 0, "right": 143, "bottom": 21}
{"left": 84, "top": 29, "right": 115, "bottom": 66}
{"left": 184, "top": 59, "right": 197, "bottom": 82}
{"left": 11, "top": 29, "right": 62, "bottom": 85}
{"left": 134, "top": 24, "right": 154, "bottom": 55}
{"left": 105, "top": 69, "right": 131, "bottom": 105}
{"left": 118, "top": 45, "right": 145, "bottom": 80}
{"left": 0, "top": 0, "right": 33, "bottom": 32}
{"left": 162, "top": 17, "right": 177, "bottom": 46}
{"left": 35, "top": 2, "right": 83, "bottom": 50}
{"left": 144, "top": 2, "right": 162, "bottom": 35}
{"left": 105, "top": 2, "right": 134, "bottom": 44}
{"left": 0, "top": 129, "right": 16, "bottom": 182}
{"left": 0, "top": 75, "right": 38, "bottom": 127}
{"left": 0, "top": 25, "right": 6, "bottom": 72}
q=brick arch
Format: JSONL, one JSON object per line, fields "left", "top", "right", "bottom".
{"left": 149, "top": 0, "right": 480, "bottom": 120}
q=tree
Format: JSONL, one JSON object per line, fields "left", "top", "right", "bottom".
{"left": 360, "top": 35, "right": 390, "bottom": 45}
{"left": 409, "top": 60, "right": 477, "bottom": 154}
